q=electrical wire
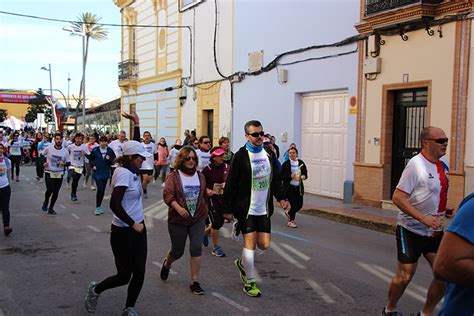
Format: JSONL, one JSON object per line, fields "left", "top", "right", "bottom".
{"left": 277, "top": 48, "right": 358, "bottom": 66}
{"left": 213, "top": 0, "right": 229, "bottom": 79}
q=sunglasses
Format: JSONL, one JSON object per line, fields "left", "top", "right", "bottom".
{"left": 248, "top": 131, "right": 265, "bottom": 138}
{"left": 427, "top": 138, "right": 448, "bottom": 144}
{"left": 185, "top": 156, "right": 197, "bottom": 162}
{"left": 202, "top": 141, "right": 211, "bottom": 144}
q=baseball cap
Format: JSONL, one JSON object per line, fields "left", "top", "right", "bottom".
{"left": 211, "top": 148, "right": 225, "bottom": 157}
{"left": 123, "top": 140, "right": 152, "bottom": 158}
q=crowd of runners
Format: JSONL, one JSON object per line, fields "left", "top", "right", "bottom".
{"left": 0, "top": 113, "right": 310, "bottom": 315}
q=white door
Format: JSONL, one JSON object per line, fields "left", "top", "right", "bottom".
{"left": 301, "top": 92, "right": 348, "bottom": 198}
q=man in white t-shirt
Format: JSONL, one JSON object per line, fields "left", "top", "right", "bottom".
{"left": 67, "top": 133, "right": 87, "bottom": 202}
{"left": 196, "top": 136, "right": 212, "bottom": 171}
{"left": 139, "top": 131, "right": 156, "bottom": 199}
{"left": 109, "top": 131, "right": 127, "bottom": 176}
{"left": 383, "top": 126, "right": 450, "bottom": 316}
{"left": 223, "top": 120, "right": 288, "bottom": 297}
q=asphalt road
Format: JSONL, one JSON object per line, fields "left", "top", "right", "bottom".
{"left": 0, "top": 166, "right": 440, "bottom": 315}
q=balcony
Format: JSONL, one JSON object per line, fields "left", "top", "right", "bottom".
{"left": 118, "top": 60, "right": 139, "bottom": 81}
{"left": 365, "top": 0, "right": 444, "bottom": 15}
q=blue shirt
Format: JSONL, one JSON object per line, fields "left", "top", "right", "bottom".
{"left": 439, "top": 192, "right": 474, "bottom": 316}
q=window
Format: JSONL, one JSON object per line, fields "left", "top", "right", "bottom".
{"left": 180, "top": 0, "right": 203, "bottom": 11}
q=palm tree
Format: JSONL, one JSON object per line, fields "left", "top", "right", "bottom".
{"left": 68, "top": 12, "right": 108, "bottom": 132}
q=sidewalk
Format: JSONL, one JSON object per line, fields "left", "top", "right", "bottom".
{"left": 299, "top": 193, "right": 398, "bottom": 235}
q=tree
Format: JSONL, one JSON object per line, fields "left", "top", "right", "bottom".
{"left": 0, "top": 109, "right": 7, "bottom": 122}
{"left": 26, "top": 89, "right": 53, "bottom": 123}
{"left": 68, "top": 12, "right": 108, "bottom": 132}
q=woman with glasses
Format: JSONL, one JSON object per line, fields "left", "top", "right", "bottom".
{"left": 161, "top": 146, "right": 208, "bottom": 295}
{"left": 196, "top": 136, "right": 212, "bottom": 171}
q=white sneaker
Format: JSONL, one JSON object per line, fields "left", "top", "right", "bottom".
{"left": 161, "top": 182, "right": 165, "bottom": 188}
{"left": 91, "top": 186, "right": 96, "bottom": 191}
{"left": 83, "top": 181, "right": 87, "bottom": 188}
{"left": 231, "top": 220, "right": 240, "bottom": 242}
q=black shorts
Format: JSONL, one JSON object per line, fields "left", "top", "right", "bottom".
{"left": 241, "top": 215, "right": 271, "bottom": 234}
{"left": 208, "top": 208, "right": 224, "bottom": 230}
{"left": 396, "top": 225, "right": 443, "bottom": 264}
{"left": 138, "top": 169, "right": 153, "bottom": 176}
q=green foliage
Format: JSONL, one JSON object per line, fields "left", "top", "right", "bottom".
{"left": 26, "top": 89, "right": 53, "bottom": 123}
{"left": 0, "top": 109, "right": 7, "bottom": 122}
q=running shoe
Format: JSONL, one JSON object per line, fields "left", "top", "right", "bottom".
{"left": 234, "top": 258, "right": 247, "bottom": 284}
{"left": 42, "top": 203, "right": 48, "bottom": 213}
{"left": 36, "top": 176, "right": 40, "bottom": 181}
{"left": 71, "top": 195, "right": 78, "bottom": 202}
{"left": 243, "top": 280, "right": 261, "bottom": 297}
{"left": 4, "top": 227, "right": 13, "bottom": 237}
{"left": 161, "top": 182, "right": 166, "bottom": 188}
{"left": 122, "top": 307, "right": 139, "bottom": 316}
{"left": 231, "top": 220, "right": 240, "bottom": 241}
{"left": 47, "top": 209, "right": 57, "bottom": 215}
{"left": 83, "top": 181, "right": 87, "bottom": 188}
{"left": 287, "top": 221, "right": 298, "bottom": 228}
{"left": 85, "top": 281, "right": 100, "bottom": 313}
{"left": 212, "top": 246, "right": 226, "bottom": 257}
{"left": 203, "top": 234, "right": 209, "bottom": 247}
{"left": 91, "top": 186, "right": 96, "bottom": 191}
{"left": 143, "top": 192, "right": 148, "bottom": 199}
{"left": 190, "top": 281, "right": 205, "bottom": 295}
{"left": 160, "top": 258, "right": 170, "bottom": 281}
{"left": 381, "top": 307, "right": 403, "bottom": 316}
{"left": 284, "top": 210, "right": 291, "bottom": 222}
{"left": 94, "top": 207, "right": 103, "bottom": 216}
{"left": 15, "top": 178, "right": 19, "bottom": 182}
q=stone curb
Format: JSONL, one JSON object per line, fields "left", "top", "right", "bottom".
{"left": 300, "top": 208, "right": 397, "bottom": 235}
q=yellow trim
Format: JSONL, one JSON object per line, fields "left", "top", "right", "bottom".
{"left": 166, "top": 39, "right": 179, "bottom": 46}
{"left": 137, "top": 69, "right": 182, "bottom": 85}
{"left": 135, "top": 108, "right": 157, "bottom": 112}
{"left": 196, "top": 81, "right": 221, "bottom": 145}
{"left": 165, "top": 126, "right": 178, "bottom": 128}
{"left": 165, "top": 115, "right": 178, "bottom": 119}
{"left": 113, "top": 0, "right": 135, "bottom": 9}
{"left": 165, "top": 106, "right": 179, "bottom": 109}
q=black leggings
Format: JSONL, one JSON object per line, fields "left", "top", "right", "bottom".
{"left": 95, "top": 225, "right": 147, "bottom": 308}
{"left": 0, "top": 185, "right": 11, "bottom": 227}
{"left": 168, "top": 219, "right": 205, "bottom": 260}
{"left": 287, "top": 185, "right": 304, "bottom": 221}
{"left": 95, "top": 178, "right": 108, "bottom": 207}
{"left": 71, "top": 171, "right": 82, "bottom": 196}
{"left": 43, "top": 173, "right": 63, "bottom": 210}
{"left": 35, "top": 157, "right": 45, "bottom": 179}
{"left": 10, "top": 155, "right": 21, "bottom": 178}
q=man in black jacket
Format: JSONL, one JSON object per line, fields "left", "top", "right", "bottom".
{"left": 223, "top": 120, "right": 288, "bottom": 297}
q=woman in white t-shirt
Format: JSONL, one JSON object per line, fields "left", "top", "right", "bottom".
{"left": 8, "top": 132, "right": 23, "bottom": 182}
{"left": 84, "top": 139, "right": 151, "bottom": 316}
{"left": 0, "top": 143, "right": 12, "bottom": 236}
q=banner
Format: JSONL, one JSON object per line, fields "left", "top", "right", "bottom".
{"left": 0, "top": 93, "right": 35, "bottom": 104}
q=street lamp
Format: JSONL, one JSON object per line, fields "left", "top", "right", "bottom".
{"left": 40, "top": 63, "right": 58, "bottom": 131}
{"left": 63, "top": 24, "right": 86, "bottom": 132}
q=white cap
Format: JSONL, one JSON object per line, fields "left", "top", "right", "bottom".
{"left": 122, "top": 140, "right": 152, "bottom": 158}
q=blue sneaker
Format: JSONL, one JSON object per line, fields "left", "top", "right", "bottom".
{"left": 203, "top": 234, "right": 209, "bottom": 247}
{"left": 212, "top": 246, "right": 226, "bottom": 257}
{"left": 41, "top": 203, "right": 48, "bottom": 212}
{"left": 94, "top": 207, "right": 103, "bottom": 216}
{"left": 71, "top": 195, "right": 78, "bottom": 202}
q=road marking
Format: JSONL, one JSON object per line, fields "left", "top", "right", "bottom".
{"left": 59, "top": 204, "right": 66, "bottom": 209}
{"left": 270, "top": 242, "right": 306, "bottom": 270}
{"left": 220, "top": 227, "right": 231, "bottom": 238}
{"left": 307, "top": 279, "right": 335, "bottom": 304}
{"left": 326, "top": 282, "right": 355, "bottom": 303}
{"left": 144, "top": 201, "right": 164, "bottom": 213}
{"left": 87, "top": 225, "right": 101, "bottom": 233}
{"left": 211, "top": 292, "right": 250, "bottom": 312}
{"left": 152, "top": 261, "right": 177, "bottom": 275}
{"left": 356, "top": 261, "right": 425, "bottom": 302}
{"left": 144, "top": 215, "right": 154, "bottom": 228}
{"left": 71, "top": 213, "right": 80, "bottom": 220}
{"left": 371, "top": 264, "right": 428, "bottom": 295}
{"left": 25, "top": 177, "right": 30, "bottom": 181}
{"left": 272, "top": 230, "right": 311, "bottom": 243}
{"left": 280, "top": 243, "right": 310, "bottom": 261}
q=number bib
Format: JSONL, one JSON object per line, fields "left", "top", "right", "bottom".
{"left": 251, "top": 158, "right": 271, "bottom": 191}
{"left": 49, "top": 171, "right": 63, "bottom": 179}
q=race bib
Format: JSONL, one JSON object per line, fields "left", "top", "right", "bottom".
{"left": 0, "top": 166, "right": 5, "bottom": 175}
{"left": 73, "top": 166, "right": 83, "bottom": 174}
{"left": 49, "top": 171, "right": 63, "bottom": 179}
{"left": 184, "top": 185, "right": 200, "bottom": 216}
{"left": 252, "top": 158, "right": 271, "bottom": 191}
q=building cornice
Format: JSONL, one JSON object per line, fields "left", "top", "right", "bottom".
{"left": 113, "top": 0, "right": 135, "bottom": 9}
{"left": 355, "top": 1, "right": 472, "bottom": 34}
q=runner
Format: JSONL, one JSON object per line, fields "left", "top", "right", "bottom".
{"left": 167, "top": 139, "right": 182, "bottom": 173}
{"left": 202, "top": 146, "right": 230, "bottom": 257}
{"left": 42, "top": 132, "right": 70, "bottom": 215}
{"left": 0, "top": 143, "right": 12, "bottom": 236}
{"left": 154, "top": 137, "right": 169, "bottom": 188}
{"left": 89, "top": 136, "right": 116, "bottom": 215}
{"left": 8, "top": 132, "right": 23, "bottom": 182}
{"left": 281, "top": 147, "right": 308, "bottom": 228}
{"left": 139, "top": 131, "right": 156, "bottom": 199}
{"left": 109, "top": 130, "right": 127, "bottom": 181}
{"left": 219, "top": 136, "right": 234, "bottom": 164}
{"left": 196, "top": 136, "right": 211, "bottom": 171}
{"left": 223, "top": 120, "right": 288, "bottom": 297}
{"left": 84, "top": 135, "right": 99, "bottom": 191}
{"left": 67, "top": 133, "right": 87, "bottom": 202}
{"left": 161, "top": 146, "right": 208, "bottom": 295}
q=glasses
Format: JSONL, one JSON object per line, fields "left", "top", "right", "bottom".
{"left": 248, "top": 131, "right": 265, "bottom": 138}
{"left": 202, "top": 141, "right": 211, "bottom": 144}
{"left": 427, "top": 138, "right": 448, "bottom": 144}
{"left": 185, "top": 156, "right": 197, "bottom": 162}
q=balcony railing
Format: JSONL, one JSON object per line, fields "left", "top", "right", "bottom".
{"left": 365, "top": 0, "right": 444, "bottom": 15}
{"left": 118, "top": 60, "right": 139, "bottom": 81}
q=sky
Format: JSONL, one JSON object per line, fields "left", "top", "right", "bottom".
{"left": 0, "top": 0, "right": 122, "bottom": 103}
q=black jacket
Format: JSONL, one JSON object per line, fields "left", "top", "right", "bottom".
{"left": 280, "top": 159, "right": 308, "bottom": 196}
{"left": 223, "top": 145, "right": 285, "bottom": 221}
